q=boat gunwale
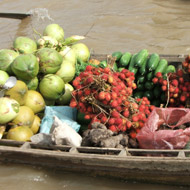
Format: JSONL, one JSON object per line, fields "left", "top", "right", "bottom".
{"left": 0, "top": 139, "right": 190, "bottom": 159}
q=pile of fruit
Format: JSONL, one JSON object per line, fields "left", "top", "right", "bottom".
{"left": 0, "top": 23, "right": 90, "bottom": 141}
{"left": 152, "top": 70, "right": 190, "bottom": 107}
{"left": 98, "top": 49, "right": 189, "bottom": 108}
{"left": 0, "top": 23, "right": 189, "bottom": 146}
{"left": 106, "top": 50, "right": 177, "bottom": 106}
{"left": 182, "top": 55, "right": 190, "bottom": 74}
{"left": 70, "top": 66, "right": 155, "bottom": 139}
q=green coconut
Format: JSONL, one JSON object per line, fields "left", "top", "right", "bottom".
{"left": 56, "top": 60, "right": 76, "bottom": 83}
{"left": 0, "top": 70, "right": 9, "bottom": 86}
{"left": 39, "top": 74, "right": 65, "bottom": 100}
{"left": 13, "top": 36, "right": 37, "bottom": 54}
{"left": 22, "top": 77, "right": 39, "bottom": 90}
{"left": 37, "top": 36, "right": 58, "bottom": 49}
{"left": 0, "top": 49, "right": 19, "bottom": 74}
{"left": 43, "top": 24, "right": 64, "bottom": 42}
{"left": 56, "top": 83, "right": 74, "bottom": 105}
{"left": 71, "top": 43, "right": 90, "bottom": 62}
{"left": 59, "top": 46, "right": 76, "bottom": 65}
{"left": 11, "top": 54, "right": 39, "bottom": 80}
{"left": 44, "top": 98, "right": 55, "bottom": 106}
{"left": 36, "top": 48, "right": 63, "bottom": 74}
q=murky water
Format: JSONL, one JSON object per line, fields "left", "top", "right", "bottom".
{"left": 1, "top": 0, "right": 190, "bottom": 55}
{"left": 0, "top": 0, "right": 190, "bottom": 189}
{"left": 0, "top": 163, "right": 189, "bottom": 190}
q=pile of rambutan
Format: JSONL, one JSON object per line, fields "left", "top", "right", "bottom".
{"left": 70, "top": 66, "right": 155, "bottom": 138}
{"left": 152, "top": 69, "right": 190, "bottom": 107}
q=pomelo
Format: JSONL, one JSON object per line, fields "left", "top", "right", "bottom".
{"left": 24, "top": 90, "right": 45, "bottom": 114}
{"left": 5, "top": 80, "right": 28, "bottom": 106}
{"left": 12, "top": 106, "right": 35, "bottom": 127}
{"left": 7, "top": 126, "right": 33, "bottom": 142}
{"left": 30, "top": 115, "right": 41, "bottom": 134}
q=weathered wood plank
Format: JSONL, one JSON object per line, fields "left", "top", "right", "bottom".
{"left": 1, "top": 139, "right": 190, "bottom": 157}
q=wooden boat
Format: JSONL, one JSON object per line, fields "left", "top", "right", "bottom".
{"left": 0, "top": 54, "right": 190, "bottom": 187}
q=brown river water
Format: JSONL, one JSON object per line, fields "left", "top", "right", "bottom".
{"left": 0, "top": 0, "right": 190, "bottom": 189}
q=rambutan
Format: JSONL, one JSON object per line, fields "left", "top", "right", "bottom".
{"left": 155, "top": 72, "right": 162, "bottom": 78}
{"left": 111, "top": 110, "right": 120, "bottom": 118}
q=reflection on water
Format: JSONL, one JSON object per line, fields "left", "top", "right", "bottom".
{"left": 16, "top": 8, "right": 54, "bottom": 41}
{"left": 1, "top": 0, "right": 190, "bottom": 54}
{"left": 0, "top": 0, "right": 190, "bottom": 189}
{"left": 0, "top": 163, "right": 189, "bottom": 190}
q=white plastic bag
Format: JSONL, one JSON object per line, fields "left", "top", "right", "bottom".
{"left": 51, "top": 116, "right": 82, "bottom": 147}
{"left": 40, "top": 106, "right": 80, "bottom": 134}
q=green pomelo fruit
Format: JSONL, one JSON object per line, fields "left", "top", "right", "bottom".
{"left": 12, "top": 106, "right": 35, "bottom": 127}
{"left": 7, "top": 126, "right": 33, "bottom": 141}
{"left": 30, "top": 115, "right": 41, "bottom": 134}
{"left": 24, "top": 90, "right": 45, "bottom": 114}
{"left": 5, "top": 80, "right": 28, "bottom": 106}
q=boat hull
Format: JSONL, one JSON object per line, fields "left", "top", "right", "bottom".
{"left": 0, "top": 140, "right": 190, "bottom": 186}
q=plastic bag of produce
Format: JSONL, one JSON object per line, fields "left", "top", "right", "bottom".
{"left": 51, "top": 116, "right": 82, "bottom": 147}
{"left": 40, "top": 106, "right": 80, "bottom": 134}
{"left": 136, "top": 108, "right": 190, "bottom": 149}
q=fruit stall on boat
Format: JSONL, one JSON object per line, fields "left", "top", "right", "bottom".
{"left": 0, "top": 24, "right": 190, "bottom": 187}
